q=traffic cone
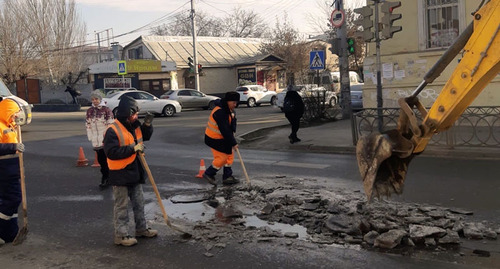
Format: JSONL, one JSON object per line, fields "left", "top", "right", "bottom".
{"left": 91, "top": 151, "right": 100, "bottom": 167}
{"left": 76, "top": 147, "right": 89, "bottom": 167}
{"left": 195, "top": 159, "right": 206, "bottom": 178}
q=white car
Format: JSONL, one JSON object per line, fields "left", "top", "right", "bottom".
{"left": 235, "top": 85, "right": 277, "bottom": 107}
{"left": 276, "top": 85, "right": 337, "bottom": 111}
{"left": 103, "top": 90, "right": 182, "bottom": 117}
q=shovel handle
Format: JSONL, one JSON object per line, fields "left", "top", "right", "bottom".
{"left": 16, "top": 125, "right": 27, "bottom": 218}
{"left": 138, "top": 153, "right": 170, "bottom": 224}
{"left": 235, "top": 147, "right": 250, "bottom": 185}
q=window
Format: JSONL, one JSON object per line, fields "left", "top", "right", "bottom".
{"left": 425, "top": 0, "right": 460, "bottom": 48}
{"left": 127, "top": 46, "right": 144, "bottom": 59}
{"left": 178, "top": 90, "right": 190, "bottom": 96}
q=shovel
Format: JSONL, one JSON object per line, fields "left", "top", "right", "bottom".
{"left": 13, "top": 125, "right": 28, "bottom": 245}
{"left": 137, "top": 152, "right": 192, "bottom": 239}
{"left": 235, "top": 147, "right": 250, "bottom": 185}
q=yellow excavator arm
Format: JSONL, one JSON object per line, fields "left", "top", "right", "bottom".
{"left": 356, "top": 0, "right": 500, "bottom": 201}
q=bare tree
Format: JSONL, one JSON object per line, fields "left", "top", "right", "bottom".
{"left": 223, "top": 7, "right": 268, "bottom": 38}
{"left": 0, "top": 0, "right": 86, "bottom": 85}
{"left": 151, "top": 11, "right": 225, "bottom": 37}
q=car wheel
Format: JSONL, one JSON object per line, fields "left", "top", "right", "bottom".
{"left": 208, "top": 101, "right": 216, "bottom": 110}
{"left": 162, "top": 105, "right": 175, "bottom": 117}
{"left": 270, "top": 96, "right": 277, "bottom": 106}
{"left": 247, "top": 98, "right": 256, "bottom": 107}
{"left": 329, "top": 97, "right": 338, "bottom": 107}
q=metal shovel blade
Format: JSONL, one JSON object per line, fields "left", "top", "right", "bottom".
{"left": 356, "top": 129, "right": 415, "bottom": 201}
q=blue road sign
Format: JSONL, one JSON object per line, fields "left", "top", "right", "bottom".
{"left": 310, "top": 51, "right": 325, "bottom": 70}
{"left": 117, "top": 61, "right": 127, "bottom": 75}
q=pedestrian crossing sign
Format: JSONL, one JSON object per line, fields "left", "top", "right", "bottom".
{"left": 117, "top": 61, "right": 127, "bottom": 75}
{"left": 310, "top": 50, "right": 325, "bottom": 70}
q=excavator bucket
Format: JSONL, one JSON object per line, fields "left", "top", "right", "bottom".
{"left": 356, "top": 129, "right": 415, "bottom": 201}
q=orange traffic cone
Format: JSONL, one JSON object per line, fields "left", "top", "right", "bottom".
{"left": 91, "top": 151, "right": 100, "bottom": 167}
{"left": 76, "top": 147, "right": 89, "bottom": 167}
{"left": 195, "top": 159, "right": 206, "bottom": 178}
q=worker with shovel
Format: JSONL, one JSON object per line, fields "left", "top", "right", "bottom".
{"left": 0, "top": 99, "right": 25, "bottom": 244}
{"left": 103, "top": 96, "right": 157, "bottom": 247}
{"left": 203, "top": 91, "right": 240, "bottom": 186}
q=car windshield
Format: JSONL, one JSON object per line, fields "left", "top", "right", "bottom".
{"left": 107, "top": 92, "right": 122, "bottom": 98}
{"left": 164, "top": 90, "right": 174, "bottom": 95}
{"left": 236, "top": 87, "right": 248, "bottom": 92}
{"left": 0, "top": 80, "right": 12, "bottom": 96}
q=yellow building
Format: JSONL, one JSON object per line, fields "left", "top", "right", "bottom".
{"left": 362, "top": 0, "right": 499, "bottom": 108}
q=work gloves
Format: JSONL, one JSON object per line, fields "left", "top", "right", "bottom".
{"left": 16, "top": 143, "right": 25, "bottom": 152}
{"left": 133, "top": 144, "right": 144, "bottom": 153}
{"left": 144, "top": 112, "right": 154, "bottom": 126}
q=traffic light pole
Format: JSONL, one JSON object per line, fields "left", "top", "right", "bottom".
{"left": 190, "top": 0, "right": 200, "bottom": 91}
{"left": 374, "top": 0, "right": 384, "bottom": 132}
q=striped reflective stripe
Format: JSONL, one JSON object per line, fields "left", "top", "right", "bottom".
{"left": 3, "top": 128, "right": 14, "bottom": 135}
{"left": 0, "top": 212, "right": 18, "bottom": 220}
{"left": 0, "top": 153, "right": 18, "bottom": 160}
{"left": 111, "top": 122, "right": 127, "bottom": 146}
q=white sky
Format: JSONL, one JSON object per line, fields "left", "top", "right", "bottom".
{"left": 75, "top": 0, "right": 364, "bottom": 46}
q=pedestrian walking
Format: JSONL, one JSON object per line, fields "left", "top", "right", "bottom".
{"left": 85, "top": 90, "right": 114, "bottom": 189}
{"left": 0, "top": 99, "right": 25, "bottom": 244}
{"left": 103, "top": 96, "right": 157, "bottom": 247}
{"left": 283, "top": 89, "right": 304, "bottom": 144}
{"left": 65, "top": 86, "right": 81, "bottom": 104}
{"left": 203, "top": 91, "right": 240, "bottom": 186}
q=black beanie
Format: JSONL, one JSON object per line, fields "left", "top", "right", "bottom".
{"left": 116, "top": 95, "right": 139, "bottom": 118}
{"left": 225, "top": 91, "right": 240, "bottom": 102}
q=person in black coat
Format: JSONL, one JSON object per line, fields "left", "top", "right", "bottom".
{"left": 283, "top": 89, "right": 304, "bottom": 144}
{"left": 103, "top": 96, "right": 157, "bottom": 247}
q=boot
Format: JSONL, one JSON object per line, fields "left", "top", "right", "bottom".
{"left": 136, "top": 228, "right": 158, "bottom": 238}
{"left": 222, "top": 176, "right": 240, "bottom": 185}
{"left": 289, "top": 135, "right": 295, "bottom": 144}
{"left": 203, "top": 165, "right": 218, "bottom": 185}
{"left": 99, "top": 177, "right": 109, "bottom": 189}
{"left": 114, "top": 235, "right": 137, "bottom": 247}
{"left": 223, "top": 167, "right": 239, "bottom": 185}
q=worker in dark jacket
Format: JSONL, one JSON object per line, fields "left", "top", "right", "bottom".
{"left": 103, "top": 96, "right": 157, "bottom": 247}
{"left": 203, "top": 91, "right": 240, "bottom": 186}
{"left": 0, "top": 99, "right": 25, "bottom": 244}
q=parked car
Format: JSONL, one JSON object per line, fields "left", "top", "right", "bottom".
{"left": 99, "top": 88, "right": 138, "bottom": 96}
{"left": 160, "top": 89, "right": 219, "bottom": 110}
{"left": 235, "top": 85, "right": 277, "bottom": 107}
{"left": 102, "top": 90, "right": 182, "bottom": 117}
{"left": 276, "top": 85, "right": 337, "bottom": 111}
{"left": 0, "top": 79, "right": 32, "bottom": 125}
{"left": 349, "top": 84, "right": 363, "bottom": 111}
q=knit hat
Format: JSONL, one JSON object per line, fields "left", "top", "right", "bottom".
{"left": 225, "top": 91, "right": 240, "bottom": 102}
{"left": 90, "top": 90, "right": 103, "bottom": 100}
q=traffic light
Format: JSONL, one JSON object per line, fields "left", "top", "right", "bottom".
{"left": 381, "top": 1, "right": 402, "bottom": 39}
{"left": 188, "top": 57, "right": 194, "bottom": 73}
{"left": 353, "top": 6, "right": 374, "bottom": 42}
{"left": 328, "top": 38, "right": 340, "bottom": 55}
{"left": 197, "top": 64, "right": 202, "bottom": 73}
{"left": 347, "top": 38, "right": 355, "bottom": 54}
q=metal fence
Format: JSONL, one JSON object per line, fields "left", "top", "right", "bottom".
{"left": 353, "top": 106, "right": 500, "bottom": 148}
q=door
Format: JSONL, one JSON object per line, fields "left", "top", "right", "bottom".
{"left": 177, "top": 90, "right": 194, "bottom": 108}
{"left": 15, "top": 78, "right": 41, "bottom": 104}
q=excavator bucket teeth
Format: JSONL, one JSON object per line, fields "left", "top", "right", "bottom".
{"left": 356, "top": 130, "right": 415, "bottom": 201}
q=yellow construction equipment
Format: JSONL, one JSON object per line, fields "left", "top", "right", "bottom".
{"left": 356, "top": 0, "right": 500, "bottom": 201}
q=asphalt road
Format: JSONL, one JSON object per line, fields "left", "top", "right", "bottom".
{"left": 1, "top": 105, "right": 499, "bottom": 268}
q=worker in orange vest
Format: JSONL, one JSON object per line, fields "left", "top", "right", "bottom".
{"left": 0, "top": 98, "right": 25, "bottom": 244}
{"left": 203, "top": 91, "right": 240, "bottom": 186}
{"left": 103, "top": 96, "right": 156, "bottom": 247}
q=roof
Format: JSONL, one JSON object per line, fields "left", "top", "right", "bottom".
{"left": 131, "top": 36, "right": 276, "bottom": 68}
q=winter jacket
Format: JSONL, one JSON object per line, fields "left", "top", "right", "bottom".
{"left": 85, "top": 102, "right": 113, "bottom": 149}
{"left": 0, "top": 99, "right": 21, "bottom": 242}
{"left": 204, "top": 98, "right": 237, "bottom": 154}
{"left": 103, "top": 96, "right": 153, "bottom": 186}
{"left": 284, "top": 91, "right": 304, "bottom": 118}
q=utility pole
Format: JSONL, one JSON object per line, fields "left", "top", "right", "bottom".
{"left": 96, "top": 32, "right": 102, "bottom": 63}
{"left": 190, "top": 0, "right": 200, "bottom": 91}
{"left": 336, "top": 0, "right": 351, "bottom": 120}
{"left": 374, "top": 0, "right": 383, "bottom": 132}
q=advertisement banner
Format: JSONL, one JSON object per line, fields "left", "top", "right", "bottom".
{"left": 238, "top": 68, "right": 256, "bottom": 85}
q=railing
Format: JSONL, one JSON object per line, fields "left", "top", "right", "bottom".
{"left": 353, "top": 106, "right": 500, "bottom": 148}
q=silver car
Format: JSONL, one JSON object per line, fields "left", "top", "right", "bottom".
{"left": 160, "top": 89, "right": 220, "bottom": 110}
{"left": 103, "top": 90, "right": 182, "bottom": 117}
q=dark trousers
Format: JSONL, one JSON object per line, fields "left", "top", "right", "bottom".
{"left": 95, "top": 148, "right": 109, "bottom": 181}
{"left": 286, "top": 114, "right": 301, "bottom": 139}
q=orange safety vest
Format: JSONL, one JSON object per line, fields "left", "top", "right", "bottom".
{"left": 107, "top": 120, "right": 143, "bottom": 170}
{"left": 205, "top": 107, "right": 231, "bottom": 139}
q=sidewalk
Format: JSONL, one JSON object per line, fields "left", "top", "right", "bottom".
{"left": 238, "top": 119, "right": 500, "bottom": 160}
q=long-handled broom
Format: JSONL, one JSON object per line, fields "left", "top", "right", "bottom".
{"left": 13, "top": 125, "right": 28, "bottom": 245}
{"left": 137, "top": 152, "right": 192, "bottom": 239}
